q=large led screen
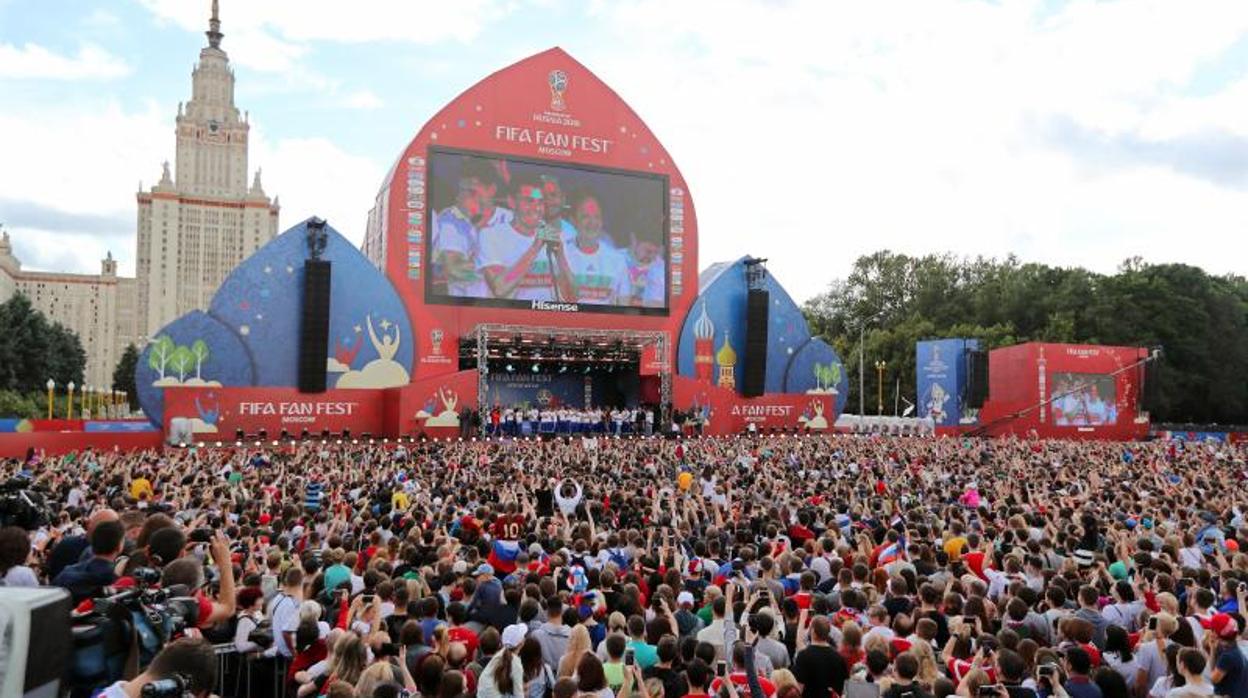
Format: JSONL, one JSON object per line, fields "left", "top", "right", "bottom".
{"left": 425, "top": 147, "right": 668, "bottom": 315}
{"left": 1051, "top": 372, "right": 1118, "bottom": 426}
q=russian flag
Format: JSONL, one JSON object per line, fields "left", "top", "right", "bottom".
{"left": 877, "top": 537, "right": 906, "bottom": 566}
{"left": 488, "top": 540, "right": 522, "bottom": 575}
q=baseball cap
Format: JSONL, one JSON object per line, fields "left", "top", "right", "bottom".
{"left": 677, "top": 591, "right": 695, "bottom": 607}
{"left": 501, "top": 623, "right": 528, "bottom": 649}
{"left": 1201, "top": 613, "right": 1240, "bottom": 639}
{"left": 473, "top": 563, "right": 495, "bottom": 577}
{"left": 452, "top": 560, "right": 468, "bottom": 575}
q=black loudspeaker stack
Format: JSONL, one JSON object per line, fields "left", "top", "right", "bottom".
{"left": 742, "top": 288, "right": 769, "bottom": 397}
{"left": 298, "top": 260, "right": 332, "bottom": 393}
{"left": 966, "top": 349, "right": 989, "bottom": 408}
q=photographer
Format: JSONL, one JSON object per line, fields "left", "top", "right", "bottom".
{"left": 159, "top": 531, "right": 237, "bottom": 629}
{"left": 96, "top": 637, "right": 216, "bottom": 698}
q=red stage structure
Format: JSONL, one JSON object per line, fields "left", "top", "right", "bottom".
{"left": 968, "top": 342, "right": 1152, "bottom": 440}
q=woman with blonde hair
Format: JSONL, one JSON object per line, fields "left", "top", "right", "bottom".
{"left": 322, "top": 632, "right": 368, "bottom": 688}
{"left": 771, "top": 668, "right": 799, "bottom": 696}
{"left": 559, "top": 624, "right": 593, "bottom": 677}
{"left": 355, "top": 658, "right": 416, "bottom": 696}
{"left": 909, "top": 638, "right": 942, "bottom": 689}
{"left": 956, "top": 668, "right": 992, "bottom": 698}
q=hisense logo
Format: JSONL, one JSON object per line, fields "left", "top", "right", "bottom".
{"left": 531, "top": 299, "right": 580, "bottom": 313}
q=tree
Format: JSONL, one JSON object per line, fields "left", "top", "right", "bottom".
{"left": 148, "top": 335, "right": 175, "bottom": 380}
{"left": 170, "top": 345, "right": 194, "bottom": 382}
{"left": 803, "top": 252, "right": 1248, "bottom": 424}
{"left": 190, "top": 339, "right": 210, "bottom": 380}
{"left": 113, "top": 344, "right": 140, "bottom": 410}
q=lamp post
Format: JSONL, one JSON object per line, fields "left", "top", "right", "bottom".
{"left": 66, "top": 381, "right": 75, "bottom": 420}
{"left": 46, "top": 379, "right": 55, "bottom": 419}
{"left": 851, "top": 311, "right": 887, "bottom": 417}
{"left": 86, "top": 385, "right": 94, "bottom": 419}
{"left": 874, "top": 360, "right": 887, "bottom": 416}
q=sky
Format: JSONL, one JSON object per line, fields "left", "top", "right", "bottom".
{"left": 1, "top": 0, "right": 1247, "bottom": 304}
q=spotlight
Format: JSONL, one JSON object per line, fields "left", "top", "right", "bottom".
{"left": 280, "top": 429, "right": 290, "bottom": 440}
{"left": 258, "top": 429, "right": 267, "bottom": 441}
{"left": 215, "top": 441, "right": 222, "bottom": 447}
{"left": 254, "top": 441, "right": 261, "bottom": 447}
{"left": 342, "top": 429, "right": 351, "bottom": 439}
{"left": 271, "top": 440, "right": 278, "bottom": 446}
{"left": 301, "top": 428, "right": 310, "bottom": 440}
{"left": 235, "top": 441, "right": 242, "bottom": 447}
{"left": 531, "top": 362, "right": 541, "bottom": 373}
{"left": 558, "top": 364, "right": 568, "bottom": 374}
{"left": 178, "top": 442, "right": 187, "bottom": 449}
{"left": 235, "top": 428, "right": 245, "bottom": 441}
{"left": 583, "top": 365, "right": 592, "bottom": 374}
{"left": 505, "top": 363, "right": 515, "bottom": 373}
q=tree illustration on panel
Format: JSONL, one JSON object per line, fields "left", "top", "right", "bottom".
{"left": 190, "top": 339, "right": 210, "bottom": 381}
{"left": 148, "top": 335, "right": 176, "bottom": 381}
{"left": 170, "top": 345, "right": 194, "bottom": 382}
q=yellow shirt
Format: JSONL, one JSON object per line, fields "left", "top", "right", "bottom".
{"left": 944, "top": 536, "right": 968, "bottom": 561}
{"left": 392, "top": 491, "right": 410, "bottom": 511}
{"left": 130, "top": 477, "right": 153, "bottom": 501}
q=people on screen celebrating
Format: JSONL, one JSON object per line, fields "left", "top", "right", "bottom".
{"left": 480, "top": 177, "right": 576, "bottom": 301}
{"left": 623, "top": 231, "right": 666, "bottom": 308}
{"left": 431, "top": 166, "right": 492, "bottom": 297}
{"left": 562, "top": 194, "right": 631, "bottom": 305}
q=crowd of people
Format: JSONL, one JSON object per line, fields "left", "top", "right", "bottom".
{"left": 3, "top": 432, "right": 1248, "bottom": 698}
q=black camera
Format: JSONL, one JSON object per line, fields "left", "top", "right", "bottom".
{"left": 141, "top": 674, "right": 191, "bottom": 697}
{"left": 0, "top": 478, "right": 53, "bottom": 530}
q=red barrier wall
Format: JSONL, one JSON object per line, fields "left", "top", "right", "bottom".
{"left": 672, "top": 376, "right": 834, "bottom": 435}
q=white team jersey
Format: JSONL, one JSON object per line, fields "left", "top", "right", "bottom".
{"left": 478, "top": 221, "right": 556, "bottom": 301}
{"left": 563, "top": 239, "right": 630, "bottom": 306}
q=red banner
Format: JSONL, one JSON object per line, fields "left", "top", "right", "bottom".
{"left": 163, "top": 387, "right": 385, "bottom": 437}
{"left": 672, "top": 376, "right": 834, "bottom": 436}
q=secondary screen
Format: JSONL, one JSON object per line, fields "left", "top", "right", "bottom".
{"left": 425, "top": 148, "right": 668, "bottom": 315}
{"left": 1051, "top": 372, "right": 1118, "bottom": 426}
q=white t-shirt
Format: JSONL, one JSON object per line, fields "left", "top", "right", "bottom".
{"left": 3, "top": 565, "right": 39, "bottom": 587}
{"left": 267, "top": 591, "right": 300, "bottom": 657}
{"left": 478, "top": 221, "right": 555, "bottom": 301}
{"left": 562, "top": 240, "right": 630, "bottom": 306}
{"left": 1166, "top": 682, "right": 1214, "bottom": 698}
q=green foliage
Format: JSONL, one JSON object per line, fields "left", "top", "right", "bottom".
{"left": 0, "top": 294, "right": 86, "bottom": 394}
{"left": 148, "top": 335, "right": 175, "bottom": 379}
{"left": 170, "top": 345, "right": 194, "bottom": 382}
{"left": 112, "top": 344, "right": 140, "bottom": 410}
{"left": 803, "top": 251, "right": 1248, "bottom": 424}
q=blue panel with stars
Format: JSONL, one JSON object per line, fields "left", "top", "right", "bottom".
{"left": 136, "top": 310, "right": 257, "bottom": 426}
{"left": 208, "top": 217, "right": 414, "bottom": 387}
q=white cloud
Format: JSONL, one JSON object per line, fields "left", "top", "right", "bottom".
{"left": 249, "top": 125, "right": 385, "bottom": 245}
{"left": 342, "top": 89, "right": 384, "bottom": 110}
{"left": 574, "top": 0, "right": 1248, "bottom": 301}
{"left": 0, "top": 42, "right": 130, "bottom": 80}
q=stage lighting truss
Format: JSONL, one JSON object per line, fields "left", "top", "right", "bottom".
{"left": 470, "top": 323, "right": 671, "bottom": 422}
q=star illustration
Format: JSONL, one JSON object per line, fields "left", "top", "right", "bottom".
{"left": 380, "top": 319, "right": 392, "bottom": 330}
{"left": 264, "top": 265, "right": 272, "bottom": 274}
{"left": 239, "top": 325, "right": 250, "bottom": 336}
{"left": 353, "top": 325, "right": 362, "bottom": 333}
{"left": 286, "top": 265, "right": 294, "bottom": 274}
{"left": 255, "top": 314, "right": 264, "bottom": 320}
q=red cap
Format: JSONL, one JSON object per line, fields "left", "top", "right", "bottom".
{"left": 258, "top": 512, "right": 272, "bottom": 525}
{"left": 1201, "top": 613, "right": 1240, "bottom": 639}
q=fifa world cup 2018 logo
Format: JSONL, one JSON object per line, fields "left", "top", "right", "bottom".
{"left": 548, "top": 70, "right": 568, "bottom": 112}
{"left": 430, "top": 328, "right": 444, "bottom": 356}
